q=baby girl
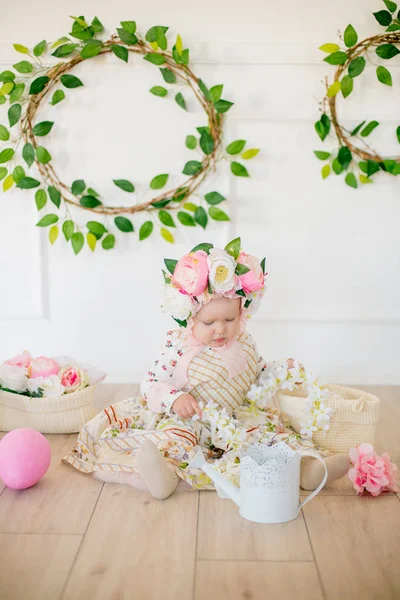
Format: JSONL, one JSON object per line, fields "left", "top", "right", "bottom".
{"left": 63, "top": 238, "right": 349, "bottom": 498}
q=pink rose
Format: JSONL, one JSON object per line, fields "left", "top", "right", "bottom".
{"left": 348, "top": 443, "right": 399, "bottom": 496}
{"left": 5, "top": 350, "right": 32, "bottom": 368}
{"left": 171, "top": 250, "right": 209, "bottom": 296}
{"left": 236, "top": 252, "right": 264, "bottom": 293}
{"left": 29, "top": 356, "right": 59, "bottom": 379}
{"left": 59, "top": 366, "right": 86, "bottom": 393}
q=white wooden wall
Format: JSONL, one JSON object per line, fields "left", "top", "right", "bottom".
{"left": 0, "top": 0, "right": 399, "bottom": 384}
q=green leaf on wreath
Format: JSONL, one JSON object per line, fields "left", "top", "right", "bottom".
{"left": 350, "top": 120, "right": 366, "bottom": 136}
{"left": 198, "top": 79, "right": 212, "bottom": 101}
{"left": 52, "top": 43, "right": 79, "bottom": 58}
{"left": 146, "top": 26, "right": 169, "bottom": 43}
{"left": 158, "top": 210, "right": 176, "bottom": 228}
{"left": 226, "top": 140, "right": 246, "bottom": 155}
{"left": 396, "top": 126, "right": 400, "bottom": 143}
{"left": 210, "top": 84, "right": 223, "bottom": 103}
{"left": 36, "top": 214, "right": 58, "bottom": 227}
{"left": 341, "top": 75, "right": 353, "bottom": 98}
{"left": 111, "top": 45, "right": 129, "bottom": 62}
{"left": 242, "top": 148, "right": 260, "bottom": 159}
{"left": 120, "top": 21, "right": 137, "bottom": 35}
{"left": 10, "top": 83, "right": 25, "bottom": 104}
{"left": 321, "top": 164, "right": 331, "bottom": 179}
{"left": 324, "top": 51, "right": 348, "bottom": 65}
{"left": 348, "top": 57, "right": 365, "bottom": 77}
{"left": 182, "top": 160, "right": 202, "bottom": 175}
{"left": 71, "top": 232, "right": 84, "bottom": 255}
{"left": 113, "top": 179, "right": 135, "bottom": 192}
{"left": 160, "top": 68, "right": 176, "bottom": 83}
{"left": 114, "top": 216, "right": 134, "bottom": 233}
{"left": 338, "top": 147, "right": 352, "bottom": 170}
{"left": 87, "top": 221, "right": 107, "bottom": 239}
{"left": 373, "top": 10, "right": 392, "bottom": 26}
{"left": 177, "top": 211, "right": 196, "bottom": 226}
{"left": 161, "top": 228, "right": 174, "bottom": 243}
{"left": 0, "top": 148, "right": 14, "bottom": 163}
{"left": 0, "top": 167, "right": 7, "bottom": 180}
{"left": 13, "top": 60, "right": 33, "bottom": 74}
{"left": 36, "top": 146, "right": 52, "bottom": 164}
{"left": 209, "top": 206, "right": 230, "bottom": 221}
{"left": 71, "top": 179, "right": 86, "bottom": 195}
{"left": 344, "top": 24, "right": 358, "bottom": 47}
{"left": 35, "top": 189, "right": 47, "bottom": 210}
{"left": 13, "top": 44, "right": 29, "bottom": 54}
{"left": 150, "top": 86, "right": 168, "bottom": 97}
{"left": 332, "top": 159, "right": 343, "bottom": 175}
{"left": 327, "top": 81, "right": 341, "bottom": 97}
{"left": 345, "top": 173, "right": 357, "bottom": 188}
{"left": 175, "top": 92, "right": 187, "bottom": 110}
{"left": 194, "top": 206, "right": 208, "bottom": 229}
{"left": 22, "top": 143, "right": 34, "bottom": 167}
{"left": 314, "top": 150, "right": 331, "bottom": 160}
{"left": 60, "top": 74, "right": 83, "bottom": 88}
{"left": 144, "top": 53, "right": 165, "bottom": 65}
{"left": 48, "top": 186, "right": 61, "bottom": 207}
{"left": 315, "top": 114, "right": 331, "bottom": 141}
{"left": 139, "top": 221, "right": 154, "bottom": 240}
{"left": 29, "top": 76, "right": 49, "bottom": 95}
{"left": 0, "top": 125, "right": 9, "bottom": 141}
{"left": 33, "top": 40, "right": 47, "bottom": 57}
{"left": 150, "top": 173, "right": 169, "bottom": 189}
{"left": 376, "top": 44, "right": 400, "bottom": 59}
{"left": 360, "top": 121, "right": 379, "bottom": 137}
{"left": 81, "top": 44, "right": 102, "bottom": 59}
{"left": 200, "top": 131, "right": 214, "bottom": 155}
{"left": 117, "top": 28, "right": 138, "bottom": 46}
{"left": 204, "top": 191, "right": 225, "bottom": 205}
{"left": 8, "top": 103, "right": 22, "bottom": 128}
{"left": 32, "top": 121, "right": 54, "bottom": 136}
{"left": 214, "top": 99, "right": 233, "bottom": 113}
{"left": 377, "top": 66, "right": 392, "bottom": 85}
{"left": 50, "top": 90, "right": 65, "bottom": 105}
{"left": 91, "top": 17, "right": 104, "bottom": 33}
{"left": 186, "top": 135, "right": 197, "bottom": 149}
{"left": 12, "top": 166, "right": 25, "bottom": 184}
{"left": 80, "top": 195, "right": 102, "bottom": 208}
{"left": 231, "top": 162, "right": 249, "bottom": 177}
{"left": 102, "top": 234, "right": 116, "bottom": 250}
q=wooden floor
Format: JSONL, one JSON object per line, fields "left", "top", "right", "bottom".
{"left": 0, "top": 384, "right": 399, "bottom": 600}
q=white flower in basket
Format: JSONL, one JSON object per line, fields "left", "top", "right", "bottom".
{"left": 0, "top": 350, "right": 106, "bottom": 434}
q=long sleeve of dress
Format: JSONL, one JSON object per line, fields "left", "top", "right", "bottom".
{"left": 140, "top": 330, "right": 186, "bottom": 414}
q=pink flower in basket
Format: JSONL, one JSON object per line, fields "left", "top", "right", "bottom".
{"left": 29, "top": 357, "right": 59, "bottom": 379}
{"left": 59, "top": 366, "right": 88, "bottom": 394}
{"left": 5, "top": 350, "right": 32, "bottom": 368}
{"left": 348, "top": 443, "right": 399, "bottom": 496}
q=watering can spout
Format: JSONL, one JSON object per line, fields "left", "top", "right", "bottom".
{"left": 189, "top": 450, "right": 240, "bottom": 506}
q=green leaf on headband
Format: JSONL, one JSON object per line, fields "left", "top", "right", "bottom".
{"left": 191, "top": 242, "right": 213, "bottom": 254}
{"left": 225, "top": 237, "right": 241, "bottom": 260}
{"left": 164, "top": 258, "right": 178, "bottom": 274}
{"left": 162, "top": 269, "right": 171, "bottom": 284}
{"left": 244, "top": 299, "right": 252, "bottom": 309}
{"left": 173, "top": 317, "right": 187, "bottom": 327}
{"left": 236, "top": 289, "right": 246, "bottom": 297}
{"left": 235, "top": 263, "right": 250, "bottom": 276}
{"left": 260, "top": 257, "right": 266, "bottom": 273}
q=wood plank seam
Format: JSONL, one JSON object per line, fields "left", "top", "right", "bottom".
{"left": 302, "top": 508, "right": 327, "bottom": 600}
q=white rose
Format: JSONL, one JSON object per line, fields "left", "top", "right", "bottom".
{"left": 207, "top": 248, "right": 237, "bottom": 294}
{"left": 27, "top": 375, "right": 65, "bottom": 398}
{"left": 0, "top": 363, "right": 28, "bottom": 392}
{"left": 162, "top": 285, "right": 194, "bottom": 321}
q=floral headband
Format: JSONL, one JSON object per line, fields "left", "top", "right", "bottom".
{"left": 162, "top": 237, "right": 267, "bottom": 327}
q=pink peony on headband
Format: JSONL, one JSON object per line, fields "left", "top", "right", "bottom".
{"left": 161, "top": 237, "right": 267, "bottom": 327}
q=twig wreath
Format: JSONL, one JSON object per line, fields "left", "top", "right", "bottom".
{"left": 0, "top": 16, "right": 260, "bottom": 253}
{"left": 314, "top": 0, "right": 400, "bottom": 188}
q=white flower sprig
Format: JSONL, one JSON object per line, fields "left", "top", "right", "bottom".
{"left": 246, "top": 361, "right": 335, "bottom": 438}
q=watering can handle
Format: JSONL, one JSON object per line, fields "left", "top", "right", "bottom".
{"left": 298, "top": 450, "right": 328, "bottom": 511}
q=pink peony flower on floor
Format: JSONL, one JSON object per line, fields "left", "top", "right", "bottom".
{"left": 29, "top": 356, "right": 60, "bottom": 379}
{"left": 5, "top": 350, "right": 32, "bottom": 368}
{"left": 348, "top": 443, "right": 399, "bottom": 496}
{"left": 171, "top": 250, "right": 209, "bottom": 296}
{"left": 59, "top": 366, "right": 87, "bottom": 393}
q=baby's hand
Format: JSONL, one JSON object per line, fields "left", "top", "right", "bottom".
{"left": 172, "top": 394, "right": 202, "bottom": 420}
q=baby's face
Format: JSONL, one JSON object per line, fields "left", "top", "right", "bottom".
{"left": 192, "top": 297, "right": 242, "bottom": 347}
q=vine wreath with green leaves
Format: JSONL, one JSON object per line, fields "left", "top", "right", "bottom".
{"left": 314, "top": 0, "right": 400, "bottom": 188}
{"left": 0, "top": 15, "right": 260, "bottom": 253}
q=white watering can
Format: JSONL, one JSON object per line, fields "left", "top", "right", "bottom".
{"left": 190, "top": 441, "right": 328, "bottom": 524}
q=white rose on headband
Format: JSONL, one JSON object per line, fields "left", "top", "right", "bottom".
{"left": 207, "top": 248, "right": 237, "bottom": 294}
{"left": 163, "top": 285, "right": 194, "bottom": 321}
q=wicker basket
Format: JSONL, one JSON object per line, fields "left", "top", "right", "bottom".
{"left": 277, "top": 384, "right": 380, "bottom": 454}
{"left": 0, "top": 385, "right": 97, "bottom": 434}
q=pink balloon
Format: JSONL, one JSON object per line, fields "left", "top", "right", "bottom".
{"left": 0, "top": 428, "right": 51, "bottom": 490}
